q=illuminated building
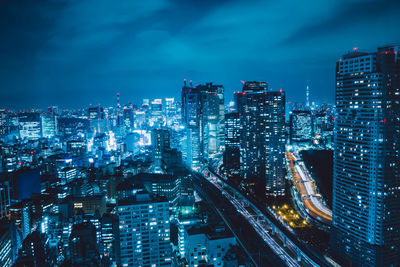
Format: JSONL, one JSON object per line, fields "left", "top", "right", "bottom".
{"left": 117, "top": 191, "right": 171, "bottom": 267}
{"left": 183, "top": 224, "right": 236, "bottom": 267}
{"left": 21, "top": 200, "right": 31, "bottom": 240}
{"left": 66, "top": 140, "right": 87, "bottom": 157}
{"left": 164, "top": 98, "right": 177, "bottom": 127}
{"left": 150, "top": 99, "right": 164, "bottom": 127}
{"left": 289, "top": 110, "right": 312, "bottom": 143}
{"left": 100, "top": 213, "right": 120, "bottom": 265}
{"left": 131, "top": 173, "right": 180, "bottom": 206}
{"left": 196, "top": 83, "right": 225, "bottom": 158}
{"left": 41, "top": 112, "right": 57, "bottom": 138}
{"left": 18, "top": 112, "right": 41, "bottom": 140}
{"left": 134, "top": 110, "right": 146, "bottom": 129}
{"left": 122, "top": 107, "right": 134, "bottom": 130}
{"left": 0, "top": 219, "right": 18, "bottom": 266}
{"left": 57, "top": 167, "right": 77, "bottom": 185}
{"left": 70, "top": 194, "right": 106, "bottom": 216}
{"left": 181, "top": 81, "right": 225, "bottom": 169}
{"left": 0, "top": 109, "right": 7, "bottom": 136}
{"left": 0, "top": 182, "right": 10, "bottom": 219}
{"left": 182, "top": 81, "right": 202, "bottom": 169}
{"left": 152, "top": 129, "right": 171, "bottom": 169}
{"left": 57, "top": 117, "right": 89, "bottom": 137}
{"left": 223, "top": 112, "right": 241, "bottom": 174}
{"left": 88, "top": 106, "right": 104, "bottom": 120}
{"left": 236, "top": 82, "right": 286, "bottom": 198}
{"left": 331, "top": 45, "right": 400, "bottom": 266}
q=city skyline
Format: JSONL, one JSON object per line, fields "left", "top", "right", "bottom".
{"left": 1, "top": 0, "right": 400, "bottom": 108}
{"left": 1, "top": 1, "right": 400, "bottom": 267}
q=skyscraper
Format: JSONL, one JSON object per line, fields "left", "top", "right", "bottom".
{"left": 18, "top": 112, "right": 41, "bottom": 140}
{"left": 41, "top": 112, "right": 57, "bottom": 138}
{"left": 331, "top": 45, "right": 400, "bottom": 266}
{"left": 152, "top": 129, "right": 171, "bottom": 169}
{"left": 290, "top": 110, "right": 313, "bottom": 143}
{"left": 236, "top": 82, "right": 286, "bottom": 198}
{"left": 181, "top": 81, "right": 224, "bottom": 169}
{"left": 182, "top": 81, "right": 202, "bottom": 169}
{"left": 223, "top": 112, "right": 241, "bottom": 174}
{"left": 0, "top": 109, "right": 7, "bottom": 136}
{"left": 196, "top": 82, "right": 225, "bottom": 158}
{"left": 117, "top": 191, "right": 171, "bottom": 267}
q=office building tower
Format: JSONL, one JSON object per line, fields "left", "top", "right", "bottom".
{"left": 100, "top": 213, "right": 120, "bottom": 265}
{"left": 88, "top": 106, "right": 104, "bottom": 120}
{"left": 67, "top": 140, "right": 87, "bottom": 157}
{"left": 182, "top": 82, "right": 202, "bottom": 169}
{"left": 0, "top": 182, "right": 10, "bottom": 219}
{"left": 57, "top": 167, "right": 77, "bottom": 185}
{"left": 0, "top": 219, "right": 14, "bottom": 266}
{"left": 196, "top": 83, "right": 225, "bottom": 158}
{"left": 184, "top": 224, "right": 236, "bottom": 267}
{"left": 181, "top": 81, "right": 224, "bottom": 169}
{"left": 223, "top": 112, "right": 241, "bottom": 174}
{"left": 236, "top": 82, "right": 286, "bottom": 198}
{"left": 331, "top": 45, "right": 400, "bottom": 266}
{"left": 131, "top": 173, "right": 180, "bottom": 206}
{"left": 21, "top": 200, "right": 31, "bottom": 240}
{"left": 289, "top": 110, "right": 313, "bottom": 143}
{"left": 69, "top": 222, "right": 100, "bottom": 266}
{"left": 164, "top": 98, "right": 176, "bottom": 127}
{"left": 57, "top": 117, "right": 90, "bottom": 136}
{"left": 117, "top": 191, "right": 171, "bottom": 267}
{"left": 123, "top": 107, "right": 134, "bottom": 130}
{"left": 41, "top": 113, "right": 57, "bottom": 138}
{"left": 152, "top": 129, "right": 171, "bottom": 168}
{"left": 18, "top": 112, "right": 41, "bottom": 140}
{"left": 0, "top": 109, "right": 7, "bottom": 136}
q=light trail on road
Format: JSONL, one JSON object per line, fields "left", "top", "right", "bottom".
{"left": 287, "top": 152, "right": 332, "bottom": 223}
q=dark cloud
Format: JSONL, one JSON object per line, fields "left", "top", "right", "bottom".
{"left": 282, "top": 0, "right": 400, "bottom": 45}
{"left": 0, "top": 0, "right": 399, "bottom": 109}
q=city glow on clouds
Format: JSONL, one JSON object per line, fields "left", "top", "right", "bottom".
{"left": 0, "top": 0, "right": 399, "bottom": 108}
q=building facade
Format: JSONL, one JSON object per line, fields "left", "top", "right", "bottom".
{"left": 236, "top": 82, "right": 286, "bottom": 198}
{"left": 181, "top": 81, "right": 224, "bottom": 169}
{"left": 331, "top": 45, "right": 400, "bottom": 266}
{"left": 117, "top": 192, "right": 171, "bottom": 267}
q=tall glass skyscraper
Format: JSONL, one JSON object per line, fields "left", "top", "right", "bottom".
{"left": 331, "top": 45, "right": 400, "bottom": 266}
{"left": 236, "top": 82, "right": 286, "bottom": 198}
{"left": 181, "top": 81, "right": 224, "bottom": 169}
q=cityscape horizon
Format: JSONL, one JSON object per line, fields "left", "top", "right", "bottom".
{"left": 1, "top": 1, "right": 399, "bottom": 267}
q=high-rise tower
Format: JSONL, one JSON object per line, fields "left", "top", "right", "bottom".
{"left": 331, "top": 45, "right": 400, "bottom": 266}
{"left": 181, "top": 81, "right": 224, "bottom": 169}
{"left": 235, "top": 82, "right": 286, "bottom": 199}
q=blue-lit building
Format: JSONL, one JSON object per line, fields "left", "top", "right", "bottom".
{"left": 181, "top": 81, "right": 224, "bottom": 169}
{"left": 41, "top": 112, "right": 57, "bottom": 138}
{"left": 223, "top": 112, "right": 241, "bottom": 174}
{"left": 117, "top": 191, "right": 171, "bottom": 267}
{"left": 289, "top": 110, "right": 313, "bottom": 143}
{"left": 331, "top": 45, "right": 400, "bottom": 266}
{"left": 236, "top": 82, "right": 286, "bottom": 198}
{"left": 18, "top": 112, "right": 41, "bottom": 140}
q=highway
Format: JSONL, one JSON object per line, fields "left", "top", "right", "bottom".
{"left": 197, "top": 168, "right": 328, "bottom": 267}
{"left": 193, "top": 172, "right": 288, "bottom": 266}
{"left": 286, "top": 152, "right": 332, "bottom": 223}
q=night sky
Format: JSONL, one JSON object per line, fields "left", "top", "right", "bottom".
{"left": 1, "top": 0, "right": 399, "bottom": 109}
